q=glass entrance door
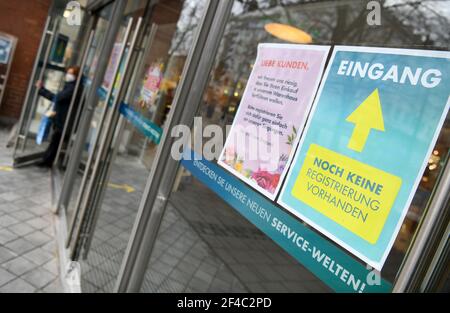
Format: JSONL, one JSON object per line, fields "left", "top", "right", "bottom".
{"left": 54, "top": 4, "right": 117, "bottom": 171}
{"left": 62, "top": 0, "right": 154, "bottom": 259}
{"left": 56, "top": 1, "right": 120, "bottom": 230}
{"left": 64, "top": 0, "right": 209, "bottom": 293}
{"left": 12, "top": 6, "right": 87, "bottom": 167}
{"left": 64, "top": 12, "right": 137, "bottom": 251}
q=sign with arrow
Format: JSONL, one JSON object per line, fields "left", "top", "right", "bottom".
{"left": 278, "top": 46, "right": 450, "bottom": 270}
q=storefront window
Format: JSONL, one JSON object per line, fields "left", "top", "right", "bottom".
{"left": 139, "top": 0, "right": 450, "bottom": 292}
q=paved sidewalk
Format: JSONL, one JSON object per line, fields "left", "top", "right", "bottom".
{"left": 0, "top": 128, "right": 63, "bottom": 293}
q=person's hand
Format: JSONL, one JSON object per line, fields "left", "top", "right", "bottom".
{"left": 45, "top": 111, "right": 56, "bottom": 118}
{"left": 35, "top": 80, "right": 43, "bottom": 89}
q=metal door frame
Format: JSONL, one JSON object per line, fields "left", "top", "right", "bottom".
{"left": 20, "top": 17, "right": 62, "bottom": 155}
{"left": 12, "top": 15, "right": 55, "bottom": 165}
{"left": 12, "top": 14, "right": 51, "bottom": 157}
{"left": 393, "top": 154, "right": 450, "bottom": 292}
{"left": 421, "top": 219, "right": 450, "bottom": 292}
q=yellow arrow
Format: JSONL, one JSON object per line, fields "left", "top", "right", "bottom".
{"left": 0, "top": 166, "right": 13, "bottom": 172}
{"left": 346, "top": 88, "right": 385, "bottom": 153}
{"left": 108, "top": 183, "right": 135, "bottom": 193}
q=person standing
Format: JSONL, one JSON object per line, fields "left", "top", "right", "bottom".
{"left": 35, "top": 66, "right": 80, "bottom": 167}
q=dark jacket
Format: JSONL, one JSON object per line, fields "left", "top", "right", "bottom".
{"left": 39, "top": 81, "right": 76, "bottom": 131}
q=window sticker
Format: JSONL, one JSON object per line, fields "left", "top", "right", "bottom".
{"left": 218, "top": 43, "right": 330, "bottom": 200}
{"left": 278, "top": 46, "right": 450, "bottom": 270}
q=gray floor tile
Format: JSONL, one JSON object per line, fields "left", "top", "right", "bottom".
{"left": 41, "top": 241, "right": 57, "bottom": 253}
{"left": 0, "top": 246, "right": 17, "bottom": 264}
{"left": 41, "top": 279, "right": 63, "bottom": 293}
{"left": 24, "top": 231, "right": 52, "bottom": 247}
{"left": 81, "top": 281, "right": 99, "bottom": 293}
{"left": 26, "top": 217, "right": 51, "bottom": 230}
{"left": 0, "top": 214, "right": 20, "bottom": 227}
{"left": 0, "top": 192, "right": 22, "bottom": 202}
{"left": 5, "top": 238, "right": 36, "bottom": 255}
{"left": 0, "top": 203, "right": 22, "bottom": 213}
{"left": 83, "top": 268, "right": 115, "bottom": 289}
{"left": 0, "top": 268, "right": 15, "bottom": 286}
{"left": 23, "top": 247, "right": 54, "bottom": 266}
{"left": 0, "top": 228, "right": 20, "bottom": 244}
{"left": 1, "top": 256, "right": 38, "bottom": 276}
{"left": 41, "top": 226, "right": 55, "bottom": 236}
{"left": 21, "top": 268, "right": 57, "bottom": 289}
{"left": 12, "top": 199, "right": 41, "bottom": 211}
{"left": 0, "top": 278, "right": 37, "bottom": 293}
{"left": 9, "top": 210, "right": 35, "bottom": 222}
{"left": 8, "top": 222, "right": 35, "bottom": 237}
{"left": 42, "top": 259, "right": 59, "bottom": 276}
{"left": 29, "top": 205, "right": 50, "bottom": 215}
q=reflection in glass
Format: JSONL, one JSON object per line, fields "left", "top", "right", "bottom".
{"left": 144, "top": 0, "right": 450, "bottom": 292}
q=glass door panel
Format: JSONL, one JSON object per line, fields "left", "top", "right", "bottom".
{"left": 59, "top": 10, "right": 112, "bottom": 170}
{"left": 65, "top": 13, "right": 131, "bottom": 243}
{"left": 61, "top": 3, "right": 116, "bottom": 227}
{"left": 76, "top": 0, "right": 208, "bottom": 293}
{"left": 12, "top": 8, "right": 87, "bottom": 167}
{"left": 137, "top": 0, "right": 450, "bottom": 292}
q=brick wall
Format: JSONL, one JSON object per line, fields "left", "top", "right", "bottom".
{"left": 0, "top": 0, "right": 52, "bottom": 125}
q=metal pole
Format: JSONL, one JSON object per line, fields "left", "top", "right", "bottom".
{"left": 393, "top": 157, "right": 450, "bottom": 292}
{"left": 420, "top": 221, "right": 450, "bottom": 291}
{"left": 115, "top": 0, "right": 233, "bottom": 293}
{"left": 57, "top": 0, "right": 127, "bottom": 215}
{"left": 54, "top": 30, "right": 95, "bottom": 168}
{"left": 12, "top": 16, "right": 51, "bottom": 158}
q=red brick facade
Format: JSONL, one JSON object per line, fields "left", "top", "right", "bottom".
{"left": 0, "top": 0, "right": 52, "bottom": 124}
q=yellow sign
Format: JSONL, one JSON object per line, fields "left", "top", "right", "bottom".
{"left": 346, "top": 88, "right": 385, "bottom": 153}
{"left": 291, "top": 144, "right": 402, "bottom": 244}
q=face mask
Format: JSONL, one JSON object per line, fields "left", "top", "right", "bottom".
{"left": 65, "top": 73, "right": 76, "bottom": 82}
